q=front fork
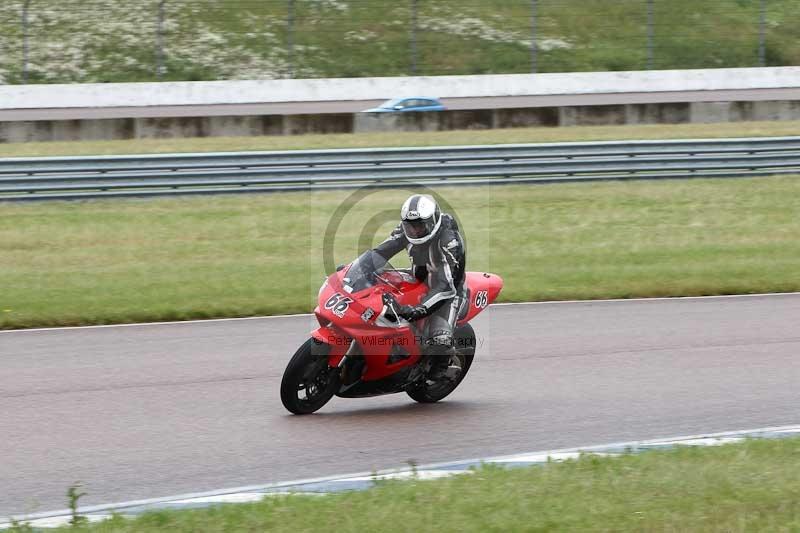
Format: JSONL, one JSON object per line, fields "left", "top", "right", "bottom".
{"left": 337, "top": 341, "right": 364, "bottom": 388}
{"left": 313, "top": 322, "right": 426, "bottom": 385}
{"left": 337, "top": 340, "right": 359, "bottom": 369}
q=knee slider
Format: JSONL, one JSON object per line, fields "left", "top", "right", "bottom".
{"left": 428, "top": 331, "right": 454, "bottom": 353}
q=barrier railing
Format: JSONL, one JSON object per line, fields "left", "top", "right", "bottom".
{"left": 1, "top": 136, "right": 798, "bottom": 201}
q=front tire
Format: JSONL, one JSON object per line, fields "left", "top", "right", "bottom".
{"left": 280, "top": 338, "right": 340, "bottom": 415}
{"left": 406, "top": 324, "right": 476, "bottom": 404}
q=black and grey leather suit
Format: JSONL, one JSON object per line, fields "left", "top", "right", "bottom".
{"left": 373, "top": 214, "right": 466, "bottom": 353}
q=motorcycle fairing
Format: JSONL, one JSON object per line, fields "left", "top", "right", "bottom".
{"left": 312, "top": 264, "right": 503, "bottom": 383}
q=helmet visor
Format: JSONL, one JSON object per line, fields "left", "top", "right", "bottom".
{"left": 402, "top": 218, "right": 436, "bottom": 239}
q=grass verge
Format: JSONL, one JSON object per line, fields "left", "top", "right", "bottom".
{"left": 1, "top": 176, "right": 799, "bottom": 329}
{"left": 3, "top": 0, "right": 800, "bottom": 83}
{"left": 39, "top": 437, "right": 800, "bottom": 532}
{"left": 0, "top": 120, "right": 799, "bottom": 158}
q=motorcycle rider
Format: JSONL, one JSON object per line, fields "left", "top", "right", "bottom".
{"left": 374, "top": 194, "right": 466, "bottom": 379}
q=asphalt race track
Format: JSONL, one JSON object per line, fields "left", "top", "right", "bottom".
{"left": 1, "top": 294, "right": 798, "bottom": 516}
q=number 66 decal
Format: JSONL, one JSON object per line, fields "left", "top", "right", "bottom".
{"left": 474, "top": 290, "right": 489, "bottom": 309}
{"left": 324, "top": 292, "right": 353, "bottom": 318}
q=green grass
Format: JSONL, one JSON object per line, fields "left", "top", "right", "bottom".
{"left": 1, "top": 0, "right": 799, "bottom": 83}
{"left": 2, "top": 175, "right": 799, "bottom": 329}
{"left": 1, "top": 120, "right": 799, "bottom": 158}
{"left": 39, "top": 437, "right": 800, "bottom": 532}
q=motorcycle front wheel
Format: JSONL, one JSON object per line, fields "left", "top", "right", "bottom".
{"left": 280, "top": 338, "right": 340, "bottom": 415}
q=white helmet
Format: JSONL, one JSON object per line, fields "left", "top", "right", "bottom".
{"left": 400, "top": 194, "right": 441, "bottom": 244}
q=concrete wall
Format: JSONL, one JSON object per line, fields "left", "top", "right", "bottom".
{"left": 2, "top": 100, "right": 799, "bottom": 143}
{"left": 2, "top": 67, "right": 800, "bottom": 110}
{"left": 0, "top": 114, "right": 354, "bottom": 143}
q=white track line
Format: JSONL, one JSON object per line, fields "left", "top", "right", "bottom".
{"left": 4, "top": 423, "right": 798, "bottom": 525}
{"left": 491, "top": 291, "right": 800, "bottom": 307}
{"left": 0, "top": 312, "right": 316, "bottom": 334}
{"left": 2, "top": 291, "right": 798, "bottom": 334}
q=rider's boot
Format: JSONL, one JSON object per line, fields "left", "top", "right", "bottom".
{"left": 425, "top": 337, "right": 455, "bottom": 380}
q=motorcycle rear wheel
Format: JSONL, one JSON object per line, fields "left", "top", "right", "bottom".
{"left": 406, "top": 324, "right": 476, "bottom": 404}
{"left": 281, "top": 338, "right": 340, "bottom": 415}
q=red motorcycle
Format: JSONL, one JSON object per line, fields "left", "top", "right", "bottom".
{"left": 281, "top": 250, "right": 503, "bottom": 414}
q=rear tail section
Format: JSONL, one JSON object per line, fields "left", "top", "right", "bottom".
{"left": 458, "top": 272, "right": 503, "bottom": 325}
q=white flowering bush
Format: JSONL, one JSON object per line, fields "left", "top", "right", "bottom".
{"left": 0, "top": 0, "right": 306, "bottom": 83}
{"left": 0, "top": 1, "right": 25, "bottom": 84}
{"left": 419, "top": 14, "right": 525, "bottom": 46}
{"left": 0, "top": 0, "right": 796, "bottom": 84}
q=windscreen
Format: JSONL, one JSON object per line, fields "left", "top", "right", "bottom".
{"left": 381, "top": 98, "right": 403, "bottom": 108}
{"left": 341, "top": 250, "right": 396, "bottom": 292}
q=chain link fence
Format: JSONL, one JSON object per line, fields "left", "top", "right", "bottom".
{"left": 0, "top": 0, "right": 796, "bottom": 85}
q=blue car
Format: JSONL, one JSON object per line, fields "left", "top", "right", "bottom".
{"left": 362, "top": 97, "right": 446, "bottom": 113}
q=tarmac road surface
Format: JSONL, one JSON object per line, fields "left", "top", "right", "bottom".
{"left": 1, "top": 293, "right": 798, "bottom": 515}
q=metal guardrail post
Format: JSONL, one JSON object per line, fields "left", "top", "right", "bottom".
{"left": 156, "top": 0, "right": 166, "bottom": 80}
{"left": 22, "top": 0, "right": 32, "bottom": 84}
{"left": 410, "top": 0, "right": 419, "bottom": 76}
{"left": 758, "top": 0, "right": 767, "bottom": 67}
{"left": 646, "top": 0, "right": 655, "bottom": 70}
{"left": 287, "top": 0, "right": 295, "bottom": 79}
{"left": 530, "top": 0, "right": 538, "bottom": 74}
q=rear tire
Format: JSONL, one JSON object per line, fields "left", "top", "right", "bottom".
{"left": 281, "top": 339, "right": 340, "bottom": 415}
{"left": 406, "top": 324, "right": 476, "bottom": 404}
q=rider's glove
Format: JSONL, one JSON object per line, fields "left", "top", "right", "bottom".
{"left": 382, "top": 293, "right": 428, "bottom": 322}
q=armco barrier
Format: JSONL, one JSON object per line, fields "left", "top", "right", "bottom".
{"left": 0, "top": 136, "right": 798, "bottom": 201}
